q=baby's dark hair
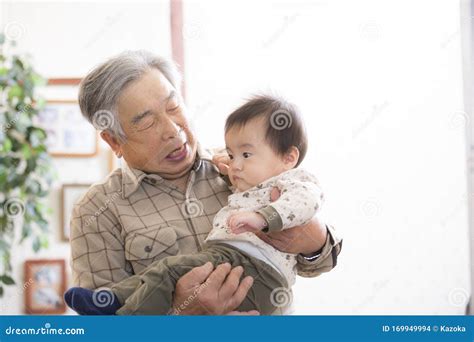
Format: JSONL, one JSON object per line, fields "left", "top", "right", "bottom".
{"left": 225, "top": 94, "right": 307, "bottom": 167}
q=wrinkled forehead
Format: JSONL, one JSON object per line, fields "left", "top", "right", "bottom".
{"left": 117, "top": 69, "right": 177, "bottom": 119}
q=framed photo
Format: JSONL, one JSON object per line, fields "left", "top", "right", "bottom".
{"left": 37, "top": 100, "right": 98, "bottom": 157}
{"left": 24, "top": 259, "right": 67, "bottom": 314}
{"left": 61, "top": 184, "right": 91, "bottom": 242}
{"left": 47, "top": 78, "right": 82, "bottom": 86}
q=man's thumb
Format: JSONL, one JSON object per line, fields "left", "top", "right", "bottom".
{"left": 218, "top": 162, "right": 229, "bottom": 175}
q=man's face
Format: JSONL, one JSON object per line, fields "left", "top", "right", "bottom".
{"left": 225, "top": 117, "right": 289, "bottom": 192}
{"left": 116, "top": 68, "right": 197, "bottom": 179}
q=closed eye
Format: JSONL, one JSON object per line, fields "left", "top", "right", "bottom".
{"left": 166, "top": 103, "right": 180, "bottom": 113}
{"left": 166, "top": 91, "right": 180, "bottom": 113}
{"left": 132, "top": 112, "right": 157, "bottom": 132}
{"left": 131, "top": 110, "right": 151, "bottom": 125}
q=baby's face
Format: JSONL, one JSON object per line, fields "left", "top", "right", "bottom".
{"left": 225, "top": 117, "right": 291, "bottom": 192}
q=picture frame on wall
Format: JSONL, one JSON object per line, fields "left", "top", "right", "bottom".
{"left": 37, "top": 100, "right": 98, "bottom": 157}
{"left": 24, "top": 259, "right": 67, "bottom": 314}
{"left": 61, "top": 184, "right": 92, "bottom": 242}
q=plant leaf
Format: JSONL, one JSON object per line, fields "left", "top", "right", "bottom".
{"left": 8, "top": 85, "right": 23, "bottom": 100}
{"left": 0, "top": 275, "right": 15, "bottom": 285}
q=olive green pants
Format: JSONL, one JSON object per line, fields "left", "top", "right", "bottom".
{"left": 111, "top": 242, "right": 287, "bottom": 315}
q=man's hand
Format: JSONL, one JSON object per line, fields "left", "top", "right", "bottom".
{"left": 254, "top": 218, "right": 327, "bottom": 255}
{"left": 227, "top": 211, "right": 267, "bottom": 234}
{"left": 212, "top": 153, "right": 230, "bottom": 175}
{"left": 172, "top": 262, "right": 259, "bottom": 315}
{"left": 254, "top": 188, "right": 327, "bottom": 255}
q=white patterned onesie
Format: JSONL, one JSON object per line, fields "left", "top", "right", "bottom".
{"left": 205, "top": 168, "right": 324, "bottom": 286}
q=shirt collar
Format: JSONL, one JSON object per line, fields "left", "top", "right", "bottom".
{"left": 120, "top": 143, "right": 210, "bottom": 199}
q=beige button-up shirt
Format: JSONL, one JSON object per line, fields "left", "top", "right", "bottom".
{"left": 70, "top": 147, "right": 342, "bottom": 289}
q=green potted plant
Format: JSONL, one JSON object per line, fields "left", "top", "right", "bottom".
{"left": 0, "top": 33, "right": 55, "bottom": 296}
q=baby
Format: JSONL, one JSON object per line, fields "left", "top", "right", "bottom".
{"left": 65, "top": 94, "right": 324, "bottom": 315}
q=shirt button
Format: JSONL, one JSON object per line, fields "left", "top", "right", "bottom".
{"left": 144, "top": 245, "right": 153, "bottom": 253}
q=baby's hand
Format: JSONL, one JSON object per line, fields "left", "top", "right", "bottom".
{"left": 227, "top": 212, "right": 267, "bottom": 234}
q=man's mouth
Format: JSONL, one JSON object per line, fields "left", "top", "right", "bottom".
{"left": 166, "top": 143, "right": 188, "bottom": 161}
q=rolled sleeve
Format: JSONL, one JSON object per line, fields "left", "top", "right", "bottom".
{"left": 257, "top": 205, "right": 283, "bottom": 233}
{"left": 296, "top": 224, "right": 343, "bottom": 278}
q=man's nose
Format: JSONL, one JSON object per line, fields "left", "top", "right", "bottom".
{"left": 160, "top": 115, "right": 181, "bottom": 140}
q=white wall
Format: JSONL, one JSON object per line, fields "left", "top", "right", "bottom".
{"left": 183, "top": 0, "right": 470, "bottom": 314}
{"left": 0, "top": 0, "right": 171, "bottom": 314}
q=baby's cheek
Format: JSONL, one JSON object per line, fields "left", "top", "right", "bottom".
{"left": 249, "top": 170, "right": 266, "bottom": 188}
{"left": 227, "top": 169, "right": 236, "bottom": 185}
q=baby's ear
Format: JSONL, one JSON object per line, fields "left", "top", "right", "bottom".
{"left": 283, "top": 146, "right": 300, "bottom": 169}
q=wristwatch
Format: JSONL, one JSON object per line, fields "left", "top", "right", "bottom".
{"left": 302, "top": 252, "right": 321, "bottom": 261}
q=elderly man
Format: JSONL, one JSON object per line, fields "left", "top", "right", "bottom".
{"left": 69, "top": 50, "right": 342, "bottom": 315}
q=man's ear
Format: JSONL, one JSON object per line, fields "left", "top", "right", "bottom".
{"left": 100, "top": 131, "right": 122, "bottom": 156}
{"left": 283, "top": 146, "right": 300, "bottom": 169}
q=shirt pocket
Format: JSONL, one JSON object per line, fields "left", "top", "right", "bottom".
{"left": 125, "top": 226, "right": 180, "bottom": 273}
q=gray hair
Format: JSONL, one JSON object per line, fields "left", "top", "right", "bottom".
{"left": 78, "top": 50, "right": 182, "bottom": 142}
